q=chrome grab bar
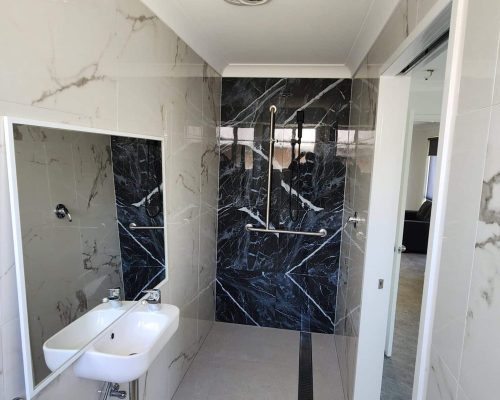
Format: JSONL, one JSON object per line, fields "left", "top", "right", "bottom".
{"left": 129, "top": 223, "right": 164, "bottom": 230}
{"left": 246, "top": 224, "right": 327, "bottom": 238}
{"left": 245, "top": 105, "right": 327, "bottom": 239}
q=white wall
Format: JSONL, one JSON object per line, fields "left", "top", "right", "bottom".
{"left": 410, "top": 90, "right": 445, "bottom": 122}
{"left": 0, "top": 0, "right": 220, "bottom": 399}
{"left": 406, "top": 122, "right": 440, "bottom": 210}
{"left": 426, "top": 0, "right": 500, "bottom": 398}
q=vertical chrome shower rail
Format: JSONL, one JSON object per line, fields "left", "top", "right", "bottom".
{"left": 265, "top": 105, "right": 277, "bottom": 230}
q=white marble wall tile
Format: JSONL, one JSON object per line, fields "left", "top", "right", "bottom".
{"left": 335, "top": 57, "right": 378, "bottom": 400}
{"left": 1, "top": 318, "right": 25, "bottom": 399}
{"left": 198, "top": 208, "right": 217, "bottom": 291}
{"left": 139, "top": 345, "right": 170, "bottom": 400}
{"left": 117, "top": 77, "right": 167, "bottom": 138}
{"left": 366, "top": 0, "right": 441, "bottom": 70}
{"left": 345, "top": 322, "right": 359, "bottom": 400}
{"left": 197, "top": 282, "right": 216, "bottom": 347}
{"left": 458, "top": 237, "right": 500, "bottom": 399}
{"left": 457, "top": 104, "right": 500, "bottom": 400}
{"left": 427, "top": 2, "right": 500, "bottom": 400}
{"left": 202, "top": 64, "right": 222, "bottom": 136}
{"left": 431, "top": 108, "right": 490, "bottom": 377}
{"left": 456, "top": 0, "right": 500, "bottom": 114}
{"left": 168, "top": 217, "right": 201, "bottom": 309}
{"left": 416, "top": 0, "right": 440, "bottom": 24}
{"left": 367, "top": 0, "right": 414, "bottom": 67}
{"left": 0, "top": 331, "right": 4, "bottom": 400}
{"left": 455, "top": 385, "right": 471, "bottom": 400}
{"left": 426, "top": 350, "right": 457, "bottom": 400}
{"left": 200, "top": 138, "right": 219, "bottom": 210}
{"left": 0, "top": 126, "right": 24, "bottom": 400}
{"left": 493, "top": 35, "right": 500, "bottom": 107}
{"left": 165, "top": 104, "right": 202, "bottom": 224}
{"left": 0, "top": 0, "right": 118, "bottom": 129}
{"left": 0, "top": 156, "right": 17, "bottom": 330}
{"left": 483, "top": 104, "right": 500, "bottom": 183}
{"left": 165, "top": 298, "right": 200, "bottom": 400}
{"left": 114, "top": 0, "right": 177, "bottom": 65}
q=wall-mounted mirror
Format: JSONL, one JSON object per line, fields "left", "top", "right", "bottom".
{"left": 4, "top": 118, "right": 166, "bottom": 397}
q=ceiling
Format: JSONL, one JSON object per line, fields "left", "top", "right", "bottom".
{"left": 141, "top": 0, "right": 401, "bottom": 77}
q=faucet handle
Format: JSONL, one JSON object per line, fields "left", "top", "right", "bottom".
{"left": 142, "top": 289, "right": 161, "bottom": 303}
{"left": 108, "top": 287, "right": 121, "bottom": 300}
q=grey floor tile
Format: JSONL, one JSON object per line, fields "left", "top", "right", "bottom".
{"left": 173, "top": 322, "right": 346, "bottom": 400}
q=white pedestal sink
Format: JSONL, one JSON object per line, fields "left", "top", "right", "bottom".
{"left": 43, "top": 301, "right": 135, "bottom": 371}
{"left": 73, "top": 303, "right": 179, "bottom": 383}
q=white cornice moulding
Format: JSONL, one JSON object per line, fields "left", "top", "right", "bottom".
{"left": 223, "top": 64, "right": 352, "bottom": 78}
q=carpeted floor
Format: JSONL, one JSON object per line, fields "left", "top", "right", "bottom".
{"left": 381, "top": 253, "right": 426, "bottom": 400}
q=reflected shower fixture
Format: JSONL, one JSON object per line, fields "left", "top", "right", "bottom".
{"left": 289, "top": 110, "right": 304, "bottom": 222}
{"left": 54, "top": 204, "right": 72, "bottom": 222}
{"left": 224, "top": 0, "right": 271, "bottom": 5}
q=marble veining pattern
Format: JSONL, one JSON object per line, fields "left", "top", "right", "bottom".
{"left": 0, "top": 0, "right": 221, "bottom": 398}
{"left": 216, "top": 78, "right": 351, "bottom": 333}
{"left": 111, "top": 136, "right": 165, "bottom": 300}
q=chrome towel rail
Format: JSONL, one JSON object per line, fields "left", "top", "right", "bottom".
{"left": 245, "top": 105, "right": 328, "bottom": 239}
{"left": 129, "top": 223, "right": 164, "bottom": 230}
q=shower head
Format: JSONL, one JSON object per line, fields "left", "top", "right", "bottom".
{"left": 224, "top": 0, "right": 271, "bottom": 6}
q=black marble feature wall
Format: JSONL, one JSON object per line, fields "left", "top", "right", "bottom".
{"left": 216, "top": 78, "right": 352, "bottom": 333}
{"left": 111, "top": 137, "right": 165, "bottom": 300}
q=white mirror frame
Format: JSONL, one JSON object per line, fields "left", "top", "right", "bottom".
{"left": 3, "top": 116, "right": 168, "bottom": 399}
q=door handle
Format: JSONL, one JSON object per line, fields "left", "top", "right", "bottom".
{"left": 397, "top": 245, "right": 407, "bottom": 253}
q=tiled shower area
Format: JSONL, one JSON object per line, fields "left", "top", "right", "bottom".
{"left": 172, "top": 77, "right": 357, "bottom": 400}
{"left": 215, "top": 78, "right": 352, "bottom": 333}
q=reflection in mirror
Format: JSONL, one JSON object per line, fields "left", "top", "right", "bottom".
{"left": 10, "top": 123, "right": 165, "bottom": 389}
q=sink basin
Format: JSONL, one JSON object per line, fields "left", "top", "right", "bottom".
{"left": 43, "top": 301, "right": 134, "bottom": 371}
{"left": 73, "top": 303, "right": 180, "bottom": 383}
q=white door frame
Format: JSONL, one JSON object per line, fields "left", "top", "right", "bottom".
{"left": 353, "top": 74, "right": 412, "bottom": 400}
{"left": 412, "top": 1, "right": 469, "bottom": 398}
{"left": 350, "top": 0, "right": 460, "bottom": 399}
{"left": 384, "top": 109, "right": 415, "bottom": 357}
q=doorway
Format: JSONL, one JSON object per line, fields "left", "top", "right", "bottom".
{"left": 382, "top": 48, "right": 447, "bottom": 399}
{"left": 343, "top": 3, "right": 456, "bottom": 398}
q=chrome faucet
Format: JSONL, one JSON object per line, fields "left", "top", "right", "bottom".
{"left": 103, "top": 288, "right": 122, "bottom": 308}
{"left": 142, "top": 289, "right": 161, "bottom": 311}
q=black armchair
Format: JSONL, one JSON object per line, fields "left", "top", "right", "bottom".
{"left": 402, "top": 201, "right": 432, "bottom": 254}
